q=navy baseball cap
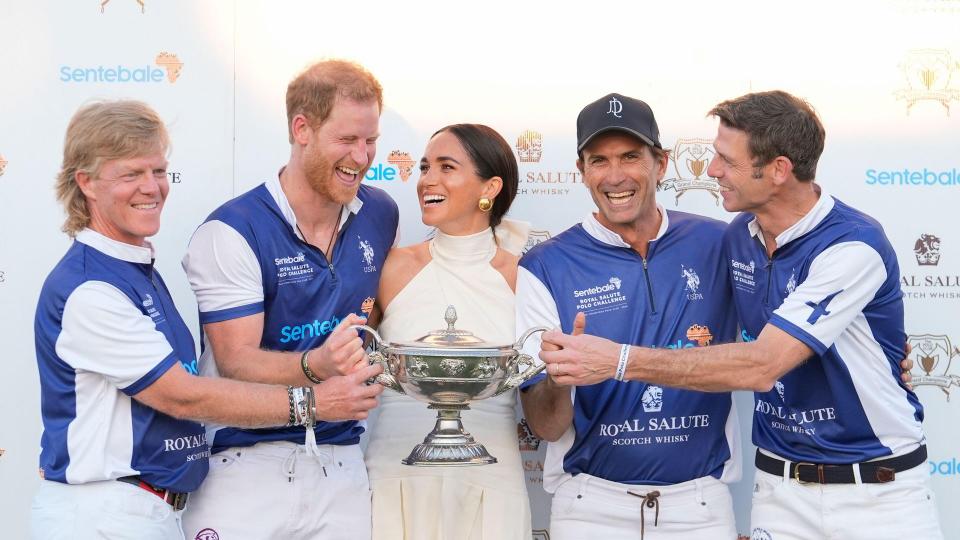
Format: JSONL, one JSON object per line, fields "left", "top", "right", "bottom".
{"left": 576, "top": 93, "right": 662, "bottom": 152}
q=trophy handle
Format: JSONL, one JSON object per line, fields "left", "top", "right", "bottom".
{"left": 493, "top": 326, "right": 551, "bottom": 396}
{"left": 348, "top": 324, "right": 403, "bottom": 393}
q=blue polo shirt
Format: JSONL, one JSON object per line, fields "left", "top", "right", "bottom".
{"left": 183, "top": 177, "right": 398, "bottom": 453}
{"left": 35, "top": 229, "right": 208, "bottom": 492}
{"left": 725, "top": 191, "right": 925, "bottom": 463}
{"left": 517, "top": 209, "right": 740, "bottom": 490}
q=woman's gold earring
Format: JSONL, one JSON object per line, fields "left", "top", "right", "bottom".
{"left": 478, "top": 198, "right": 493, "bottom": 212}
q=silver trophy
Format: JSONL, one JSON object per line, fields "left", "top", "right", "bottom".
{"left": 351, "top": 306, "right": 547, "bottom": 466}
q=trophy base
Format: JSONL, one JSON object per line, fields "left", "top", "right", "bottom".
{"left": 401, "top": 405, "right": 498, "bottom": 466}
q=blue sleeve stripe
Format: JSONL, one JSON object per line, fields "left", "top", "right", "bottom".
{"left": 768, "top": 314, "right": 828, "bottom": 356}
{"left": 520, "top": 372, "right": 546, "bottom": 391}
{"left": 199, "top": 302, "right": 265, "bottom": 324}
{"left": 122, "top": 352, "right": 179, "bottom": 396}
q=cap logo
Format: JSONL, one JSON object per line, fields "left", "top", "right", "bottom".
{"left": 607, "top": 96, "right": 623, "bottom": 118}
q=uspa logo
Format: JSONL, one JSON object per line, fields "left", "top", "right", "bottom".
{"left": 522, "top": 229, "right": 552, "bottom": 254}
{"left": 902, "top": 234, "right": 958, "bottom": 300}
{"left": 515, "top": 130, "right": 543, "bottom": 163}
{"left": 386, "top": 150, "right": 415, "bottom": 182}
{"left": 659, "top": 138, "right": 720, "bottom": 205}
{"left": 907, "top": 333, "right": 960, "bottom": 399}
{"left": 60, "top": 52, "right": 182, "bottom": 84}
{"left": 0, "top": 153, "right": 7, "bottom": 177}
{"left": 100, "top": 0, "right": 145, "bottom": 13}
{"left": 894, "top": 49, "right": 960, "bottom": 115}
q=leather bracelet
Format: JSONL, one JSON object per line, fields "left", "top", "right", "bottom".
{"left": 286, "top": 386, "right": 296, "bottom": 426}
{"left": 301, "top": 349, "right": 322, "bottom": 384}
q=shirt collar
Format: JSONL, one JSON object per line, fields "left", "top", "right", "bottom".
{"left": 76, "top": 228, "right": 155, "bottom": 264}
{"left": 747, "top": 189, "right": 835, "bottom": 248}
{"left": 266, "top": 171, "right": 363, "bottom": 241}
{"left": 581, "top": 204, "right": 669, "bottom": 248}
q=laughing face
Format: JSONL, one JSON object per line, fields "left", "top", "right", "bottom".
{"left": 302, "top": 97, "right": 380, "bottom": 205}
{"left": 80, "top": 150, "right": 169, "bottom": 246}
{"left": 577, "top": 132, "right": 666, "bottom": 236}
{"left": 707, "top": 123, "right": 771, "bottom": 213}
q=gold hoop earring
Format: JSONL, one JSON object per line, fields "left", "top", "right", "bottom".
{"left": 478, "top": 198, "right": 493, "bottom": 212}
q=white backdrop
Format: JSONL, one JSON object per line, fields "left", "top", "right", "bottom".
{"left": 1, "top": 1, "right": 958, "bottom": 538}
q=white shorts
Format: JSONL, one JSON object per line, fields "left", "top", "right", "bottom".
{"left": 549, "top": 473, "right": 737, "bottom": 540}
{"left": 30, "top": 479, "right": 185, "bottom": 540}
{"left": 182, "top": 441, "right": 371, "bottom": 540}
{"left": 750, "top": 454, "right": 944, "bottom": 540}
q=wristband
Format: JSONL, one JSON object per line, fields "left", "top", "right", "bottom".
{"left": 286, "top": 386, "right": 296, "bottom": 426}
{"left": 301, "top": 349, "right": 322, "bottom": 384}
{"left": 614, "top": 343, "right": 630, "bottom": 382}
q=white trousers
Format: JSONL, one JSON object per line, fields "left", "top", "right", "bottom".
{"left": 549, "top": 473, "right": 738, "bottom": 540}
{"left": 31, "top": 479, "right": 185, "bottom": 540}
{"left": 181, "top": 441, "right": 371, "bottom": 540}
{"left": 750, "top": 458, "right": 944, "bottom": 540}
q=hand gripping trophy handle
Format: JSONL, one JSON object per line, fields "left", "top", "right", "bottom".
{"left": 493, "top": 326, "right": 550, "bottom": 396}
{"left": 349, "top": 324, "right": 403, "bottom": 393}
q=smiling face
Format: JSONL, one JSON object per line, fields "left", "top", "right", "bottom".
{"left": 417, "top": 130, "right": 501, "bottom": 236}
{"left": 79, "top": 150, "right": 169, "bottom": 246}
{"left": 301, "top": 97, "right": 380, "bottom": 205}
{"left": 707, "top": 123, "right": 772, "bottom": 213}
{"left": 578, "top": 132, "right": 666, "bottom": 235}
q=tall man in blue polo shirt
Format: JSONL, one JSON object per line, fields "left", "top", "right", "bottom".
{"left": 540, "top": 91, "right": 943, "bottom": 539}
{"left": 517, "top": 93, "right": 742, "bottom": 539}
{"left": 180, "top": 60, "right": 399, "bottom": 539}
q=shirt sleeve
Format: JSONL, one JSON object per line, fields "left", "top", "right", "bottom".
{"left": 769, "top": 241, "right": 887, "bottom": 355}
{"left": 56, "top": 281, "right": 179, "bottom": 395}
{"left": 182, "top": 220, "right": 264, "bottom": 324}
{"left": 516, "top": 266, "right": 562, "bottom": 390}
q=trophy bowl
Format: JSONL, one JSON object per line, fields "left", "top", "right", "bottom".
{"left": 351, "top": 305, "right": 547, "bottom": 466}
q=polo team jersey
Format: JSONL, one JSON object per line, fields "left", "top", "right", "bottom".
{"left": 517, "top": 209, "right": 740, "bottom": 491}
{"left": 34, "top": 229, "right": 208, "bottom": 493}
{"left": 725, "top": 192, "right": 924, "bottom": 464}
{"left": 183, "top": 178, "right": 398, "bottom": 453}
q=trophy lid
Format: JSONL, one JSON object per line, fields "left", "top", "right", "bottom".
{"left": 404, "top": 305, "right": 495, "bottom": 348}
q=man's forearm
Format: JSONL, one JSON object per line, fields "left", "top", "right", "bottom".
{"left": 214, "top": 344, "right": 314, "bottom": 386}
{"left": 626, "top": 341, "right": 781, "bottom": 392}
{"left": 519, "top": 379, "right": 573, "bottom": 442}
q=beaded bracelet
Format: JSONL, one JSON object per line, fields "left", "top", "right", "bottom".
{"left": 286, "top": 386, "right": 296, "bottom": 426}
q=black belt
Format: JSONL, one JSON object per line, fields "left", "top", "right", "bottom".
{"left": 755, "top": 445, "right": 927, "bottom": 484}
{"left": 117, "top": 475, "right": 189, "bottom": 510}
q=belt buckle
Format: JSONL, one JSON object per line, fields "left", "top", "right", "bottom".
{"left": 793, "top": 462, "right": 823, "bottom": 485}
{"left": 164, "top": 491, "right": 188, "bottom": 511}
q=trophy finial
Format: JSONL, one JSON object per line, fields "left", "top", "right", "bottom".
{"left": 444, "top": 305, "right": 458, "bottom": 331}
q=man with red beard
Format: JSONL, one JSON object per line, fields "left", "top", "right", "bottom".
{"left": 181, "top": 60, "right": 399, "bottom": 540}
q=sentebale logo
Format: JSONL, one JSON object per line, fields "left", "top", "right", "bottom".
{"left": 60, "top": 52, "right": 182, "bottom": 84}
{"left": 386, "top": 150, "right": 415, "bottom": 182}
{"left": 607, "top": 96, "right": 623, "bottom": 118}
{"left": 805, "top": 290, "right": 843, "bottom": 324}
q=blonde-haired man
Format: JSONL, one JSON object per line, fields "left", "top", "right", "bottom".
{"left": 181, "top": 60, "right": 399, "bottom": 539}
{"left": 32, "top": 100, "right": 382, "bottom": 539}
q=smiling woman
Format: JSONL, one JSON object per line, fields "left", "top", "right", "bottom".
{"left": 365, "top": 123, "right": 531, "bottom": 540}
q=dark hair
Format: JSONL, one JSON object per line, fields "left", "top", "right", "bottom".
{"left": 431, "top": 124, "right": 518, "bottom": 229}
{"left": 708, "top": 90, "right": 825, "bottom": 181}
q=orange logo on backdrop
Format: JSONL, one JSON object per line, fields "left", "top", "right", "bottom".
{"left": 387, "top": 151, "right": 415, "bottom": 182}
{"left": 155, "top": 52, "right": 183, "bottom": 83}
{"left": 516, "top": 130, "right": 543, "bottom": 163}
{"left": 100, "top": 0, "right": 145, "bottom": 13}
{"left": 686, "top": 324, "right": 714, "bottom": 346}
{"left": 0, "top": 153, "right": 7, "bottom": 177}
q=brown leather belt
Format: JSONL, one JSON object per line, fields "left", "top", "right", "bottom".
{"left": 755, "top": 445, "right": 926, "bottom": 484}
{"left": 117, "top": 475, "right": 189, "bottom": 510}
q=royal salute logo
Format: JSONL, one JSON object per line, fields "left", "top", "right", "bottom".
{"left": 641, "top": 385, "right": 664, "bottom": 412}
{"left": 100, "top": 0, "right": 145, "bottom": 13}
{"left": 902, "top": 234, "right": 958, "bottom": 300}
{"left": 894, "top": 49, "right": 960, "bottom": 115}
{"left": 517, "top": 419, "right": 541, "bottom": 452}
{"left": 775, "top": 381, "right": 785, "bottom": 401}
{"left": 0, "top": 153, "right": 7, "bottom": 177}
{"left": 515, "top": 130, "right": 543, "bottom": 163}
{"left": 522, "top": 229, "right": 552, "bottom": 254}
{"left": 907, "top": 332, "right": 960, "bottom": 400}
{"left": 386, "top": 150, "right": 415, "bottom": 182}
{"left": 361, "top": 297, "right": 375, "bottom": 315}
{"left": 915, "top": 233, "right": 942, "bottom": 265}
{"left": 659, "top": 138, "right": 720, "bottom": 206}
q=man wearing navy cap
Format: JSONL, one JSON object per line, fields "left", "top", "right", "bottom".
{"left": 538, "top": 91, "right": 943, "bottom": 539}
{"left": 517, "top": 93, "right": 742, "bottom": 539}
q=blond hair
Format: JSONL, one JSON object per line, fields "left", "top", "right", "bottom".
{"left": 55, "top": 100, "right": 169, "bottom": 236}
{"left": 285, "top": 59, "right": 383, "bottom": 143}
